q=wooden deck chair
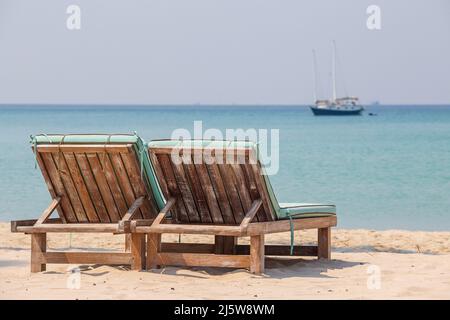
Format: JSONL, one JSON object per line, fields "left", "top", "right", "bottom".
{"left": 11, "top": 134, "right": 162, "bottom": 272}
{"left": 133, "top": 140, "right": 337, "bottom": 275}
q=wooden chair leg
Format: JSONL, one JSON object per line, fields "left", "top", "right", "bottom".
{"left": 124, "top": 234, "right": 131, "bottom": 252}
{"left": 215, "top": 236, "right": 237, "bottom": 254}
{"left": 31, "top": 233, "right": 46, "bottom": 273}
{"left": 146, "top": 233, "right": 161, "bottom": 270}
{"left": 250, "top": 234, "right": 265, "bottom": 274}
{"left": 130, "top": 233, "right": 145, "bottom": 270}
{"left": 318, "top": 227, "right": 331, "bottom": 260}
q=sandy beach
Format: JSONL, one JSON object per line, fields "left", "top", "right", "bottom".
{"left": 1, "top": 222, "right": 449, "bottom": 300}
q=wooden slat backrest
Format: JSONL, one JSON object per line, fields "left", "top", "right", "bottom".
{"left": 35, "top": 144, "right": 159, "bottom": 223}
{"left": 148, "top": 145, "right": 277, "bottom": 224}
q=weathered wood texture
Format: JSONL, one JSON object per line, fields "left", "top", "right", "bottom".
{"left": 130, "top": 233, "right": 146, "bottom": 270}
{"left": 31, "top": 233, "right": 47, "bottom": 272}
{"left": 140, "top": 223, "right": 243, "bottom": 236}
{"left": 133, "top": 216, "right": 337, "bottom": 237}
{"left": 22, "top": 223, "right": 122, "bottom": 233}
{"left": 148, "top": 146, "right": 276, "bottom": 225}
{"left": 143, "top": 242, "right": 318, "bottom": 256}
{"left": 250, "top": 234, "right": 265, "bottom": 274}
{"left": 11, "top": 218, "right": 62, "bottom": 233}
{"left": 155, "top": 253, "right": 250, "bottom": 269}
{"left": 161, "top": 242, "right": 215, "bottom": 254}
{"left": 34, "top": 144, "right": 158, "bottom": 223}
{"left": 29, "top": 232, "right": 138, "bottom": 272}
{"left": 125, "top": 234, "right": 131, "bottom": 252}
{"left": 146, "top": 233, "right": 162, "bottom": 269}
{"left": 246, "top": 216, "right": 337, "bottom": 236}
{"left": 236, "top": 244, "right": 318, "bottom": 256}
{"left": 35, "top": 198, "right": 60, "bottom": 225}
{"left": 215, "top": 236, "right": 237, "bottom": 254}
{"left": 318, "top": 227, "right": 331, "bottom": 260}
{"left": 33, "top": 252, "right": 133, "bottom": 265}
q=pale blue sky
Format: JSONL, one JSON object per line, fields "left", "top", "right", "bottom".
{"left": 0, "top": 0, "right": 449, "bottom": 105}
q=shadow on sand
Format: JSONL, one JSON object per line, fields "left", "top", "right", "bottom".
{"left": 262, "top": 257, "right": 365, "bottom": 279}
{"left": 0, "top": 259, "right": 28, "bottom": 268}
{"left": 333, "top": 246, "right": 436, "bottom": 255}
{"left": 140, "top": 257, "right": 365, "bottom": 279}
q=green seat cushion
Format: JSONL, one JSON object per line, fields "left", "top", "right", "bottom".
{"left": 32, "top": 134, "right": 140, "bottom": 144}
{"left": 31, "top": 133, "right": 165, "bottom": 211}
{"left": 148, "top": 139, "right": 255, "bottom": 149}
{"left": 148, "top": 139, "right": 336, "bottom": 220}
{"left": 277, "top": 203, "right": 336, "bottom": 220}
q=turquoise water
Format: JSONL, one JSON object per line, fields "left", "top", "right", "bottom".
{"left": 1, "top": 105, "right": 449, "bottom": 230}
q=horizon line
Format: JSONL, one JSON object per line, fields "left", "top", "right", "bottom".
{"left": 1, "top": 103, "right": 450, "bottom": 107}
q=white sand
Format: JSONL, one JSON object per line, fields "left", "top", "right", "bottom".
{"left": 1, "top": 222, "right": 449, "bottom": 299}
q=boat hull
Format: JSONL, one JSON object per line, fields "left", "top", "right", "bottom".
{"left": 310, "top": 106, "right": 363, "bottom": 116}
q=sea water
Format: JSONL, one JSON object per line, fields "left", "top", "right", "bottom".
{"left": 0, "top": 105, "right": 449, "bottom": 230}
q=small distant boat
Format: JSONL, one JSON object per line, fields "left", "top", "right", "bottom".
{"left": 310, "top": 42, "right": 364, "bottom": 116}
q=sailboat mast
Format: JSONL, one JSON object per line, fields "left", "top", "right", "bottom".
{"left": 312, "top": 49, "right": 318, "bottom": 102}
{"left": 332, "top": 40, "right": 337, "bottom": 102}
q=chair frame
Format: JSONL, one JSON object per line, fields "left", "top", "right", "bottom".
{"left": 124, "top": 198, "right": 336, "bottom": 275}
{"left": 11, "top": 196, "right": 147, "bottom": 272}
{"left": 136, "top": 143, "right": 337, "bottom": 274}
{"left": 11, "top": 142, "right": 159, "bottom": 272}
{"left": 11, "top": 140, "right": 336, "bottom": 275}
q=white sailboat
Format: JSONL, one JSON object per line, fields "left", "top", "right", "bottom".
{"left": 310, "top": 41, "right": 364, "bottom": 116}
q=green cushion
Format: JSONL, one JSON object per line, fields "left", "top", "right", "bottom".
{"left": 31, "top": 133, "right": 165, "bottom": 211}
{"left": 148, "top": 139, "right": 336, "bottom": 220}
{"left": 148, "top": 139, "right": 255, "bottom": 149}
{"left": 277, "top": 203, "right": 336, "bottom": 219}
{"left": 32, "top": 134, "right": 139, "bottom": 144}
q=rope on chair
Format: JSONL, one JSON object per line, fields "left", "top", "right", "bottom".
{"left": 57, "top": 135, "right": 67, "bottom": 176}
{"left": 134, "top": 132, "right": 145, "bottom": 180}
{"left": 288, "top": 214, "right": 294, "bottom": 256}
{"left": 31, "top": 134, "right": 52, "bottom": 169}
{"left": 100, "top": 134, "right": 113, "bottom": 173}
